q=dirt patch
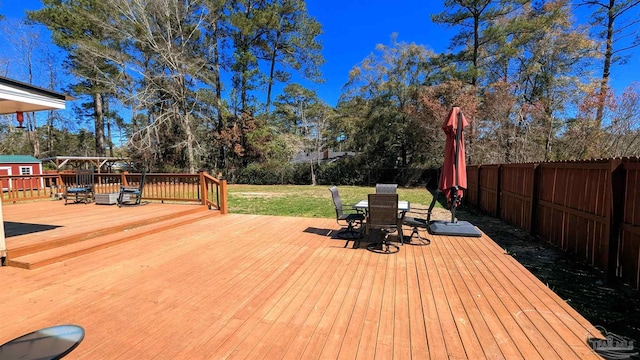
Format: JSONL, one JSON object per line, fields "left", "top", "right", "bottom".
{"left": 455, "top": 205, "right": 640, "bottom": 357}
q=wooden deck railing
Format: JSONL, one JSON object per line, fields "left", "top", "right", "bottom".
{"left": 0, "top": 173, "right": 62, "bottom": 202}
{"left": 1, "top": 171, "right": 228, "bottom": 214}
{"left": 466, "top": 157, "right": 640, "bottom": 290}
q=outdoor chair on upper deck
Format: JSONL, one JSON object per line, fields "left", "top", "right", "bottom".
{"left": 329, "top": 186, "right": 365, "bottom": 244}
{"left": 117, "top": 170, "right": 146, "bottom": 207}
{"left": 64, "top": 168, "right": 95, "bottom": 205}
{"left": 366, "top": 193, "right": 404, "bottom": 254}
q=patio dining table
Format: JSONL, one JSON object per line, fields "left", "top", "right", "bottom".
{"left": 353, "top": 199, "right": 410, "bottom": 213}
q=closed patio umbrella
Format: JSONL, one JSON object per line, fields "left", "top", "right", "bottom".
{"left": 428, "top": 106, "right": 481, "bottom": 237}
{"left": 439, "top": 106, "right": 468, "bottom": 210}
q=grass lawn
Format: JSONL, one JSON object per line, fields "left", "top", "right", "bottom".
{"left": 227, "top": 184, "right": 440, "bottom": 218}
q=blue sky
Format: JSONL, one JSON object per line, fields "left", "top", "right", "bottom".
{"left": 0, "top": 0, "right": 450, "bottom": 108}
{"left": 1, "top": 0, "right": 638, "bottom": 108}
{"left": 304, "top": 0, "right": 450, "bottom": 105}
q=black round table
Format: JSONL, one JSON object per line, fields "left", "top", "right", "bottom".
{"left": 0, "top": 324, "right": 84, "bottom": 360}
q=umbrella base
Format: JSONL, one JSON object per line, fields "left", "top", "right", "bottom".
{"left": 428, "top": 220, "right": 482, "bottom": 237}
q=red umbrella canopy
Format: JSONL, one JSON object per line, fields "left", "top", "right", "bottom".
{"left": 438, "top": 107, "right": 469, "bottom": 208}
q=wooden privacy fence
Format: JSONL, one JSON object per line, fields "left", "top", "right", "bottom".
{"left": 466, "top": 158, "right": 640, "bottom": 290}
{"left": 1, "top": 171, "right": 228, "bottom": 214}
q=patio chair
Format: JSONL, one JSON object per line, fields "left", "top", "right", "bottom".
{"left": 366, "top": 193, "right": 404, "bottom": 254}
{"left": 402, "top": 216, "right": 432, "bottom": 245}
{"left": 402, "top": 186, "right": 436, "bottom": 245}
{"left": 117, "top": 170, "right": 146, "bottom": 207}
{"left": 329, "top": 186, "right": 365, "bottom": 242}
{"left": 375, "top": 183, "right": 397, "bottom": 194}
{"left": 64, "top": 168, "right": 94, "bottom": 205}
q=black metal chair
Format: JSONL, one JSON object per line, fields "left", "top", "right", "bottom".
{"left": 117, "top": 170, "right": 146, "bottom": 207}
{"left": 403, "top": 216, "right": 432, "bottom": 245}
{"left": 366, "top": 193, "right": 404, "bottom": 254}
{"left": 329, "top": 186, "right": 365, "bottom": 243}
{"left": 64, "top": 169, "right": 94, "bottom": 205}
{"left": 402, "top": 187, "right": 437, "bottom": 245}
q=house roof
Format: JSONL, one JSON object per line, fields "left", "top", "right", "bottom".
{"left": 0, "top": 76, "right": 73, "bottom": 115}
{"left": 0, "top": 155, "right": 42, "bottom": 163}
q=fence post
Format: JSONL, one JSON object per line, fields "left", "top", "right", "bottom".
{"left": 529, "top": 164, "right": 541, "bottom": 236}
{"left": 476, "top": 165, "right": 482, "bottom": 210}
{"left": 608, "top": 158, "right": 625, "bottom": 283}
{"left": 495, "top": 165, "right": 502, "bottom": 218}
{"left": 57, "top": 173, "right": 64, "bottom": 196}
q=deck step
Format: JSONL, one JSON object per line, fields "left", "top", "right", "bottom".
{"left": 8, "top": 206, "right": 210, "bottom": 259}
{"left": 7, "top": 208, "right": 216, "bottom": 270}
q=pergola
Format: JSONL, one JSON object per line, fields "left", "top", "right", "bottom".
{"left": 0, "top": 76, "right": 72, "bottom": 259}
{"left": 41, "top": 156, "right": 133, "bottom": 173}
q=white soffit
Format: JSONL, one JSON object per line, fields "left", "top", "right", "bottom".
{"left": 0, "top": 83, "right": 67, "bottom": 115}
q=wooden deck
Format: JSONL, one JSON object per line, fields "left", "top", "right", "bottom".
{"left": 0, "top": 202, "right": 604, "bottom": 359}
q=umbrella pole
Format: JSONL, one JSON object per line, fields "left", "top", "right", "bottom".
{"left": 450, "top": 111, "right": 463, "bottom": 223}
{"left": 451, "top": 197, "right": 457, "bottom": 223}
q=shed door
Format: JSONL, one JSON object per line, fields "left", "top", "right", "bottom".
{"left": 0, "top": 167, "right": 11, "bottom": 191}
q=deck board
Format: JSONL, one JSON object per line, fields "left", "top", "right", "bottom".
{"left": 0, "top": 202, "right": 604, "bottom": 359}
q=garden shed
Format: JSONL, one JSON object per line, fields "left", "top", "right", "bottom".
{"left": 0, "top": 155, "right": 44, "bottom": 191}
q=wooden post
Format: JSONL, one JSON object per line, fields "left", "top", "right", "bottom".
{"left": 57, "top": 173, "right": 64, "bottom": 197}
{"left": 219, "top": 179, "right": 228, "bottom": 214}
{"left": 607, "top": 158, "right": 625, "bottom": 283}
{"left": 0, "top": 196, "right": 6, "bottom": 262}
{"left": 199, "top": 172, "right": 207, "bottom": 206}
{"left": 121, "top": 171, "right": 129, "bottom": 187}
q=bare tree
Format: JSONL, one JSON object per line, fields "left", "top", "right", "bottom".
{"left": 600, "top": 84, "right": 640, "bottom": 156}
{"left": 579, "top": 0, "right": 640, "bottom": 128}
{"left": 74, "top": 0, "right": 213, "bottom": 172}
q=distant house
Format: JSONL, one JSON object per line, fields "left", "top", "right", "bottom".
{"left": 291, "top": 149, "right": 357, "bottom": 164}
{"left": 0, "top": 155, "right": 43, "bottom": 191}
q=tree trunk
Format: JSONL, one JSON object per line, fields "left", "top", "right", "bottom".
{"left": 26, "top": 112, "right": 40, "bottom": 158}
{"left": 184, "top": 115, "right": 196, "bottom": 173}
{"left": 105, "top": 98, "right": 114, "bottom": 157}
{"left": 94, "top": 92, "right": 106, "bottom": 157}
{"left": 472, "top": 12, "right": 480, "bottom": 87}
{"left": 213, "top": 22, "right": 225, "bottom": 169}
{"left": 46, "top": 110, "right": 54, "bottom": 155}
{"left": 310, "top": 160, "right": 316, "bottom": 186}
{"left": 544, "top": 106, "right": 555, "bottom": 161}
{"left": 265, "top": 28, "right": 281, "bottom": 114}
{"left": 594, "top": 0, "right": 616, "bottom": 149}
